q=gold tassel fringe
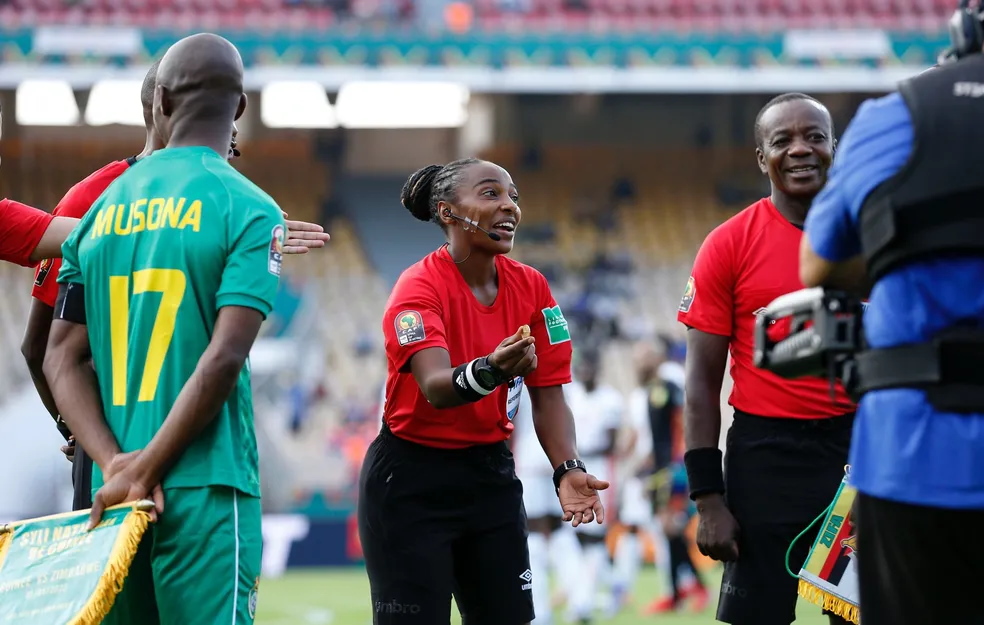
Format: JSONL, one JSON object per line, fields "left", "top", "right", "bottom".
{"left": 0, "top": 527, "right": 11, "bottom": 572}
{"left": 798, "top": 579, "right": 860, "bottom": 625}
{"left": 67, "top": 510, "right": 151, "bottom": 625}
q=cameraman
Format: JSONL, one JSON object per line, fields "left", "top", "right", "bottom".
{"left": 800, "top": 5, "right": 984, "bottom": 623}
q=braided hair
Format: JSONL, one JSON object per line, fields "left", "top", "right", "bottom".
{"left": 400, "top": 158, "right": 482, "bottom": 228}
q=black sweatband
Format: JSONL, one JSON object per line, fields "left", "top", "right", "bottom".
{"left": 54, "top": 282, "right": 87, "bottom": 325}
{"left": 452, "top": 359, "right": 494, "bottom": 404}
{"left": 684, "top": 447, "right": 725, "bottom": 501}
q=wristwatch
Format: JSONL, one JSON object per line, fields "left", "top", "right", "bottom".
{"left": 472, "top": 356, "right": 509, "bottom": 391}
{"left": 553, "top": 459, "right": 587, "bottom": 494}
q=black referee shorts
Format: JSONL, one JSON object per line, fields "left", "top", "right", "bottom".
{"left": 357, "top": 425, "right": 535, "bottom": 625}
{"left": 856, "top": 492, "right": 984, "bottom": 625}
{"left": 717, "top": 410, "right": 853, "bottom": 625}
{"left": 71, "top": 444, "right": 93, "bottom": 511}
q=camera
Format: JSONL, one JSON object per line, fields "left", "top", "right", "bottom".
{"left": 753, "top": 288, "right": 866, "bottom": 401}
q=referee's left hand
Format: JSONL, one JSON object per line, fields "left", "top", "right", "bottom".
{"left": 558, "top": 471, "right": 609, "bottom": 527}
{"left": 281, "top": 211, "right": 331, "bottom": 255}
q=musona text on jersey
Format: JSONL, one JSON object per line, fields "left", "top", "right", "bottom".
{"left": 90, "top": 198, "right": 202, "bottom": 239}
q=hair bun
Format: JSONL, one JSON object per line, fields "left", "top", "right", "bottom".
{"left": 400, "top": 164, "right": 444, "bottom": 222}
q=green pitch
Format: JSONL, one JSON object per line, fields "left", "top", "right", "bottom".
{"left": 254, "top": 566, "right": 831, "bottom": 624}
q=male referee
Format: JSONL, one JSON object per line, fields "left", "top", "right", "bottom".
{"left": 800, "top": 4, "right": 984, "bottom": 623}
{"left": 44, "top": 33, "right": 280, "bottom": 624}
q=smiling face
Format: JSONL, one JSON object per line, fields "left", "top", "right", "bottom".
{"left": 755, "top": 98, "right": 834, "bottom": 201}
{"left": 439, "top": 160, "right": 522, "bottom": 255}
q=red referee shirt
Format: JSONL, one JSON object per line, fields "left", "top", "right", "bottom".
{"left": 0, "top": 199, "right": 55, "bottom": 267}
{"left": 32, "top": 159, "right": 132, "bottom": 306}
{"left": 383, "top": 246, "right": 574, "bottom": 449}
{"left": 677, "top": 197, "right": 855, "bottom": 419}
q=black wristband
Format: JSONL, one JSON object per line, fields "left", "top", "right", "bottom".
{"left": 452, "top": 359, "right": 494, "bottom": 404}
{"left": 684, "top": 447, "right": 725, "bottom": 501}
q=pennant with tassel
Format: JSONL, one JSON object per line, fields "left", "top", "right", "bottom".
{"left": 0, "top": 500, "right": 154, "bottom": 625}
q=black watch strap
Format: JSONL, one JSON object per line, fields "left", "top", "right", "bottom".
{"left": 553, "top": 459, "right": 587, "bottom": 493}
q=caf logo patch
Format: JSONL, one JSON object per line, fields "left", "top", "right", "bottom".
{"left": 395, "top": 310, "right": 425, "bottom": 346}
{"left": 248, "top": 577, "right": 259, "bottom": 619}
{"left": 268, "top": 225, "right": 285, "bottom": 276}
{"left": 679, "top": 276, "right": 696, "bottom": 313}
{"left": 34, "top": 258, "right": 54, "bottom": 287}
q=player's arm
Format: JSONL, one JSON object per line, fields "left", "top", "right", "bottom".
{"left": 29, "top": 216, "right": 80, "bottom": 264}
{"left": 22, "top": 299, "right": 60, "bottom": 420}
{"left": 125, "top": 306, "right": 263, "bottom": 489}
{"left": 44, "top": 285, "right": 122, "bottom": 469}
{"left": 682, "top": 329, "right": 729, "bottom": 468}
{"left": 676, "top": 226, "right": 737, "bottom": 506}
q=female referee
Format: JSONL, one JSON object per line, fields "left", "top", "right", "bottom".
{"left": 359, "top": 157, "right": 609, "bottom": 625}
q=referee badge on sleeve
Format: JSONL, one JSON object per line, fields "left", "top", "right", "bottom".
{"left": 541, "top": 305, "right": 571, "bottom": 345}
{"left": 395, "top": 310, "right": 426, "bottom": 346}
{"left": 679, "top": 276, "right": 696, "bottom": 313}
{"left": 268, "top": 225, "right": 285, "bottom": 276}
{"left": 34, "top": 258, "right": 53, "bottom": 287}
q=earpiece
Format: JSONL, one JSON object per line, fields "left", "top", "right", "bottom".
{"left": 945, "top": 0, "right": 984, "bottom": 61}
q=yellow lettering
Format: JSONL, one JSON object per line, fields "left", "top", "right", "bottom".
{"left": 92, "top": 205, "right": 115, "bottom": 238}
{"left": 146, "top": 198, "right": 164, "bottom": 230}
{"left": 132, "top": 199, "right": 147, "bottom": 234}
{"left": 177, "top": 199, "right": 201, "bottom": 232}
{"left": 161, "top": 198, "right": 184, "bottom": 229}
{"left": 114, "top": 201, "right": 133, "bottom": 236}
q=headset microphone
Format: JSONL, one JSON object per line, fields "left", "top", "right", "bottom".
{"left": 445, "top": 210, "right": 502, "bottom": 241}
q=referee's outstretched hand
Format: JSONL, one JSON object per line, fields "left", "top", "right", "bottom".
{"left": 695, "top": 494, "right": 740, "bottom": 562}
{"left": 488, "top": 327, "right": 538, "bottom": 378}
{"left": 558, "top": 470, "right": 609, "bottom": 527}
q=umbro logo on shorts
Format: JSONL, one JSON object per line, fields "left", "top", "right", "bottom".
{"left": 519, "top": 569, "right": 533, "bottom": 591}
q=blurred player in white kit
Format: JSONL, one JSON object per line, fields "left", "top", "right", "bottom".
{"left": 511, "top": 382, "right": 581, "bottom": 625}
{"left": 564, "top": 351, "right": 624, "bottom": 625}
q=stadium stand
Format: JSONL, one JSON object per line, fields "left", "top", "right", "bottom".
{"left": 1, "top": 0, "right": 953, "bottom": 31}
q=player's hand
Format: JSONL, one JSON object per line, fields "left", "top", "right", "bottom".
{"left": 488, "top": 327, "right": 537, "bottom": 378}
{"left": 61, "top": 437, "right": 75, "bottom": 462}
{"left": 558, "top": 470, "right": 609, "bottom": 527}
{"left": 88, "top": 465, "right": 164, "bottom": 530}
{"left": 281, "top": 211, "right": 331, "bottom": 255}
{"left": 103, "top": 450, "right": 142, "bottom": 481}
{"left": 694, "top": 493, "right": 740, "bottom": 562}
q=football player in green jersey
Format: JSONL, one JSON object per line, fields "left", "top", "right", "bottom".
{"left": 44, "top": 33, "right": 281, "bottom": 624}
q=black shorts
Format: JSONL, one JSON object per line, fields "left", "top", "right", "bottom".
{"left": 357, "top": 426, "right": 534, "bottom": 625}
{"left": 856, "top": 492, "right": 984, "bottom": 625}
{"left": 717, "top": 410, "right": 853, "bottom": 625}
{"left": 72, "top": 444, "right": 93, "bottom": 511}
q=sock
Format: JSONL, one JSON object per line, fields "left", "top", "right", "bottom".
{"left": 549, "top": 526, "right": 581, "bottom": 605}
{"left": 527, "top": 532, "right": 552, "bottom": 624}
{"left": 651, "top": 516, "right": 672, "bottom": 597}
{"left": 569, "top": 542, "right": 607, "bottom": 620}
{"left": 613, "top": 531, "right": 641, "bottom": 593}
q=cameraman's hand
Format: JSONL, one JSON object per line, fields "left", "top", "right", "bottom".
{"left": 488, "top": 327, "right": 537, "bottom": 378}
{"left": 695, "top": 493, "right": 740, "bottom": 562}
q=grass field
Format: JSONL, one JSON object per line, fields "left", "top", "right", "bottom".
{"left": 255, "top": 566, "right": 831, "bottom": 625}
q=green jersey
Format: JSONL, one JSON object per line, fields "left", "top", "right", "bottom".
{"left": 58, "top": 146, "right": 285, "bottom": 497}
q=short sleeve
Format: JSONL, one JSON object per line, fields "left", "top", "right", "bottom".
{"left": 382, "top": 273, "right": 448, "bottom": 372}
{"left": 524, "top": 271, "right": 573, "bottom": 388}
{"left": 805, "top": 93, "right": 914, "bottom": 263}
{"left": 34, "top": 174, "right": 113, "bottom": 304}
{"left": 676, "top": 225, "right": 735, "bottom": 336}
{"left": 56, "top": 217, "right": 84, "bottom": 286}
{"left": 0, "top": 200, "right": 54, "bottom": 268}
{"left": 215, "top": 203, "right": 285, "bottom": 318}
